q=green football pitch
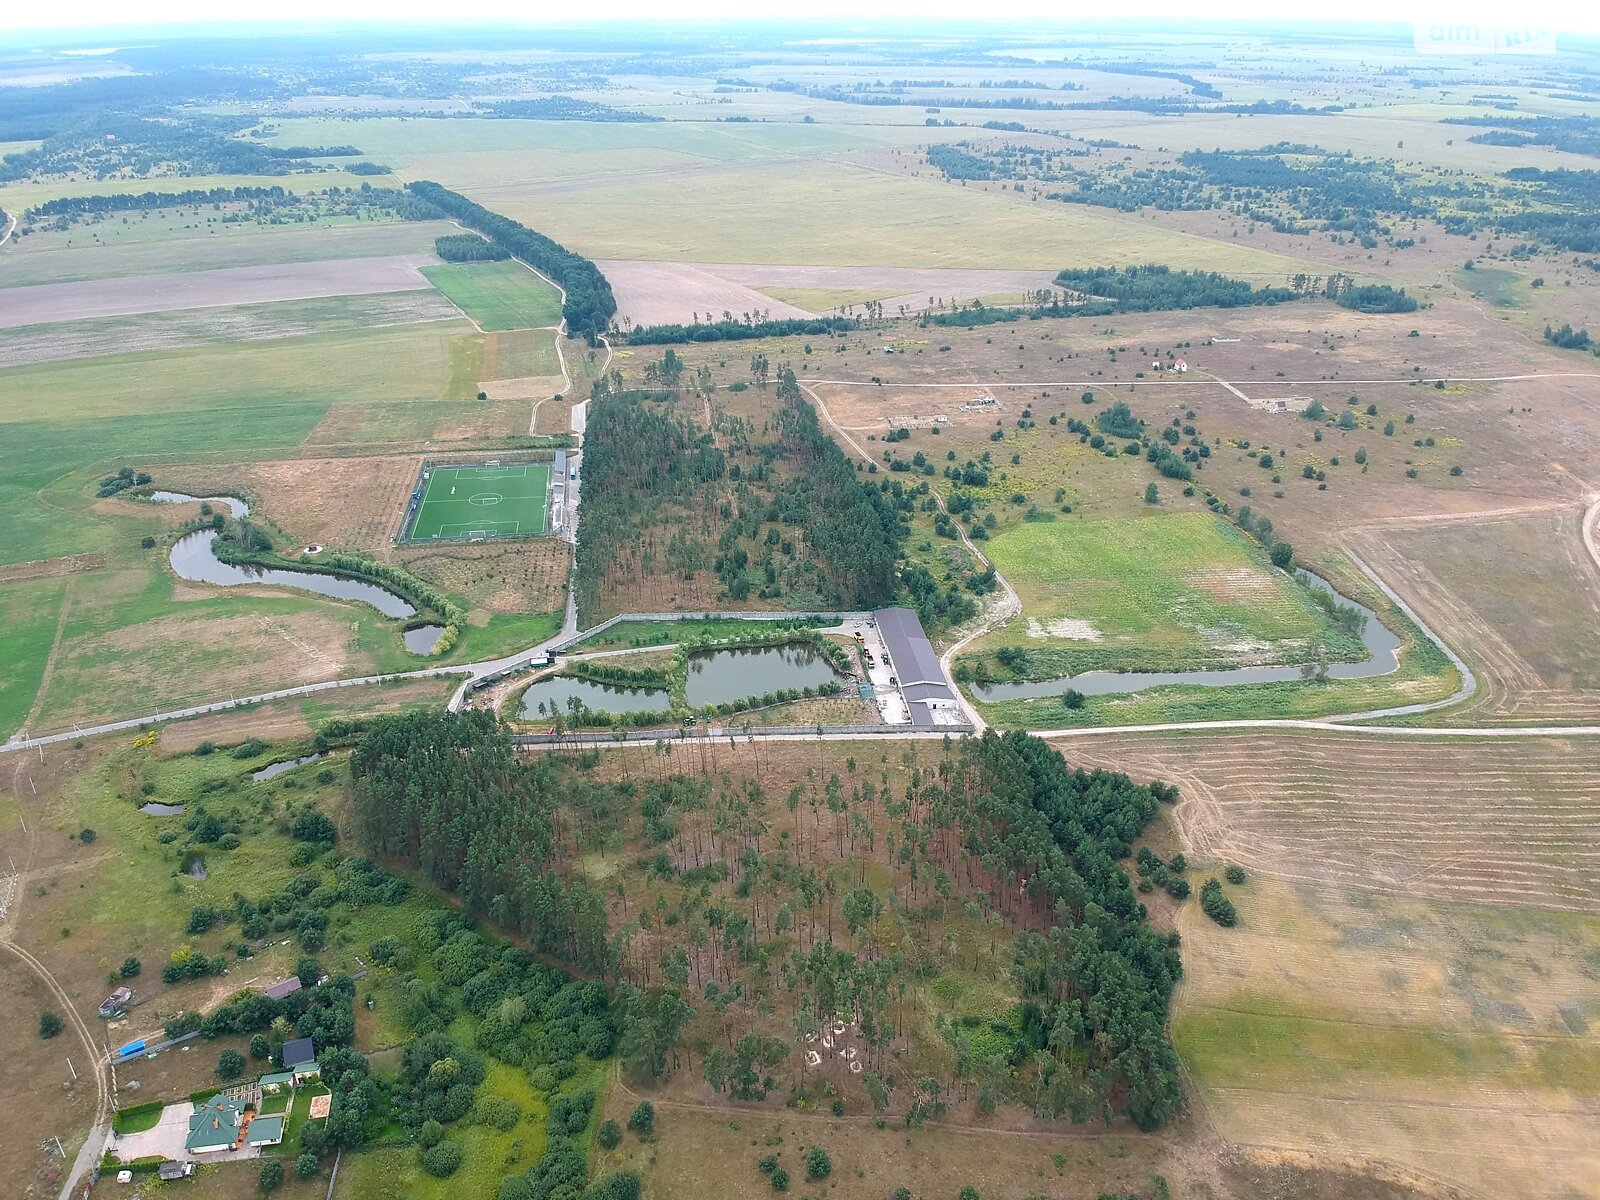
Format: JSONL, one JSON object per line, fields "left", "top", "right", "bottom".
{"left": 407, "top": 462, "right": 552, "bottom": 541}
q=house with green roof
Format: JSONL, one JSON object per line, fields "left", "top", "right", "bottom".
{"left": 246, "top": 1115, "right": 285, "bottom": 1148}
{"left": 186, "top": 1095, "right": 246, "bottom": 1155}
{"left": 259, "top": 1071, "right": 294, "bottom": 1096}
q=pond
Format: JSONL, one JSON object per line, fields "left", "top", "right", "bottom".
{"left": 972, "top": 570, "right": 1402, "bottom": 702}
{"left": 170, "top": 531, "right": 416, "bottom": 619}
{"left": 147, "top": 490, "right": 250, "bottom": 518}
{"left": 403, "top": 624, "right": 445, "bottom": 654}
{"left": 518, "top": 678, "right": 668, "bottom": 723}
{"left": 252, "top": 753, "right": 329, "bottom": 782}
{"left": 684, "top": 643, "right": 841, "bottom": 709}
{"left": 519, "top": 675, "right": 672, "bottom": 719}
{"left": 138, "top": 802, "right": 185, "bottom": 816}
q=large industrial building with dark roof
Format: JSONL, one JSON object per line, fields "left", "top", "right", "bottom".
{"left": 872, "top": 606, "right": 965, "bottom": 728}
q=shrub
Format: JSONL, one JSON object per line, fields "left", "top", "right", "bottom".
{"left": 1062, "top": 689, "right": 1085, "bottom": 710}
{"left": 758, "top": 1154, "right": 778, "bottom": 1174}
{"left": 250, "top": 1034, "right": 270, "bottom": 1059}
{"left": 294, "top": 1152, "right": 319, "bottom": 1179}
{"left": 806, "top": 1147, "right": 832, "bottom": 1180}
{"left": 960, "top": 1188, "right": 980, "bottom": 1200}
{"left": 216, "top": 1049, "right": 246, "bottom": 1080}
{"left": 39, "top": 1011, "right": 62, "bottom": 1039}
{"left": 627, "top": 1100, "right": 655, "bottom": 1134}
{"left": 79, "top": 828, "right": 96, "bottom": 843}
{"left": 258, "top": 1160, "right": 284, "bottom": 1190}
{"left": 120, "top": 957, "right": 142, "bottom": 979}
{"left": 771, "top": 1167, "right": 790, "bottom": 1191}
{"left": 418, "top": 1119, "right": 444, "bottom": 1149}
{"left": 1200, "top": 878, "right": 1238, "bottom": 927}
{"left": 422, "top": 1141, "right": 463, "bottom": 1178}
{"left": 1225, "top": 865, "right": 1247, "bottom": 885}
{"left": 597, "top": 1119, "right": 623, "bottom": 1150}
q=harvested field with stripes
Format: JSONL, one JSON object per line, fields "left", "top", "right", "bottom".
{"left": 1050, "top": 729, "right": 1600, "bottom": 1199}
{"left": 1169, "top": 874, "right": 1600, "bottom": 1200}
{"left": 1351, "top": 506, "right": 1600, "bottom": 725}
{"left": 1058, "top": 731, "right": 1600, "bottom": 912}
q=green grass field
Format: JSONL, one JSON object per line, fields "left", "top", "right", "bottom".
{"left": 976, "top": 513, "right": 1341, "bottom": 673}
{"left": 422, "top": 261, "right": 565, "bottom": 331}
{"left": 407, "top": 462, "right": 552, "bottom": 541}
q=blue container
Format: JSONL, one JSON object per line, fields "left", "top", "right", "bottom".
{"left": 116, "top": 1039, "right": 146, "bottom": 1057}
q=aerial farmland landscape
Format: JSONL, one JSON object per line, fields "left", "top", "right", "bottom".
{"left": 1, "top": 11, "right": 1598, "bottom": 1200}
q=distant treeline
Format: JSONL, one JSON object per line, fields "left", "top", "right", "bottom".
{"left": 922, "top": 265, "right": 1305, "bottom": 329}
{"left": 0, "top": 114, "right": 358, "bottom": 184}
{"left": 434, "top": 233, "right": 511, "bottom": 262}
{"left": 28, "top": 185, "right": 289, "bottom": 217}
{"left": 1446, "top": 114, "right": 1600, "bottom": 157}
{"left": 1056, "top": 265, "right": 1301, "bottom": 310}
{"left": 26, "top": 184, "right": 436, "bottom": 222}
{"left": 408, "top": 181, "right": 616, "bottom": 339}
{"left": 477, "top": 97, "right": 663, "bottom": 122}
{"left": 261, "top": 144, "right": 364, "bottom": 157}
{"left": 623, "top": 316, "right": 857, "bottom": 345}
{"left": 927, "top": 144, "right": 994, "bottom": 180}
{"left": 1330, "top": 282, "right": 1418, "bottom": 313}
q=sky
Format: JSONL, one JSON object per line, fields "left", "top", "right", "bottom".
{"left": 0, "top": 2, "right": 1591, "bottom": 36}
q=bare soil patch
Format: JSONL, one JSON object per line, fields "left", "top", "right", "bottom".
{"left": 35, "top": 610, "right": 370, "bottom": 733}
{"left": 0, "top": 254, "right": 441, "bottom": 329}
{"left": 162, "top": 455, "right": 422, "bottom": 553}
{"left": 158, "top": 676, "right": 457, "bottom": 753}
{"left": 0, "top": 954, "right": 96, "bottom": 1199}
{"left": 596, "top": 259, "right": 813, "bottom": 327}
{"left": 599, "top": 259, "right": 1066, "bottom": 327}
{"left": 0, "top": 553, "right": 106, "bottom": 584}
{"left": 396, "top": 540, "right": 571, "bottom": 615}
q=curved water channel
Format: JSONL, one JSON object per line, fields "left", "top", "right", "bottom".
{"left": 152, "top": 491, "right": 443, "bottom": 649}
{"left": 972, "top": 570, "right": 1402, "bottom": 701}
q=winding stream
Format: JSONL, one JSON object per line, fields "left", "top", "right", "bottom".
{"left": 972, "top": 571, "right": 1402, "bottom": 701}
{"left": 169, "top": 530, "right": 418, "bottom": 618}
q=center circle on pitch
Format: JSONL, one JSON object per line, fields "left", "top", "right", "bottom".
{"left": 467, "top": 493, "right": 504, "bottom": 506}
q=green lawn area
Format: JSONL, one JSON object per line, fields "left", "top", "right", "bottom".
{"left": 975, "top": 512, "right": 1346, "bottom": 674}
{"left": 260, "top": 1091, "right": 291, "bottom": 1116}
{"left": 0, "top": 576, "right": 66, "bottom": 740}
{"left": 112, "top": 1103, "right": 166, "bottom": 1135}
{"left": 274, "top": 1082, "right": 332, "bottom": 1156}
{"left": 422, "top": 261, "right": 564, "bottom": 331}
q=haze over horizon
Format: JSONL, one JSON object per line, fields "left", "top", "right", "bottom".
{"left": 0, "top": 3, "right": 1589, "bottom": 40}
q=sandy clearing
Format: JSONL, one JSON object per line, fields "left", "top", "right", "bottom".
{"left": 711, "top": 262, "right": 1063, "bottom": 313}
{"left": 598, "top": 260, "right": 1064, "bottom": 325}
{"left": 0, "top": 253, "right": 441, "bottom": 329}
{"left": 598, "top": 259, "right": 812, "bottom": 328}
